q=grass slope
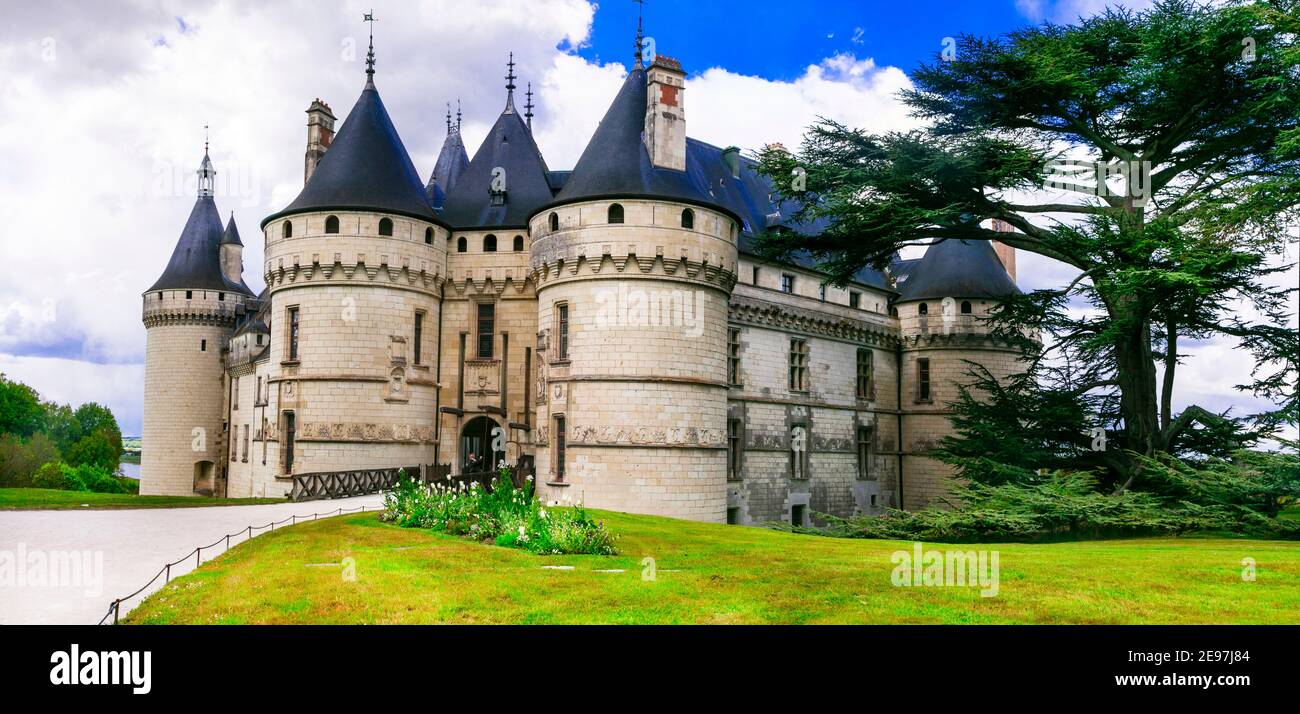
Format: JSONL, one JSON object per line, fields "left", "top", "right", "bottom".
{"left": 0, "top": 488, "right": 286, "bottom": 510}
{"left": 127, "top": 509, "right": 1300, "bottom": 624}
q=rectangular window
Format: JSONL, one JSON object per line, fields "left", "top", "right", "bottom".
{"left": 413, "top": 311, "right": 425, "bottom": 365}
{"left": 242, "top": 425, "right": 249, "bottom": 462}
{"left": 185, "top": 290, "right": 192, "bottom": 300}
{"left": 219, "top": 292, "right": 225, "bottom": 302}
{"left": 788, "top": 338, "right": 809, "bottom": 392}
{"left": 727, "top": 418, "right": 744, "bottom": 481}
{"left": 553, "top": 415, "right": 566, "bottom": 480}
{"left": 255, "top": 376, "right": 262, "bottom": 404}
{"left": 918, "top": 358, "right": 931, "bottom": 402}
{"left": 849, "top": 291, "right": 861, "bottom": 309}
{"left": 727, "top": 328, "right": 742, "bottom": 386}
{"left": 557, "top": 303, "right": 569, "bottom": 359}
{"left": 856, "top": 348, "right": 873, "bottom": 399}
{"left": 476, "top": 303, "right": 495, "bottom": 359}
{"left": 283, "top": 411, "right": 296, "bottom": 473}
{"left": 752, "top": 266, "right": 760, "bottom": 286}
{"left": 232, "top": 376, "right": 239, "bottom": 410}
{"left": 856, "top": 426, "right": 872, "bottom": 480}
{"left": 200, "top": 339, "right": 206, "bottom": 352}
{"left": 818, "top": 284, "right": 826, "bottom": 301}
{"left": 781, "top": 273, "right": 795, "bottom": 294}
{"left": 287, "top": 307, "right": 300, "bottom": 360}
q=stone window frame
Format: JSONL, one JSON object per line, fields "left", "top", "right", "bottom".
{"left": 916, "top": 357, "right": 933, "bottom": 403}
{"left": 849, "top": 290, "right": 861, "bottom": 309}
{"left": 424, "top": 227, "right": 434, "bottom": 245}
{"left": 413, "top": 309, "right": 426, "bottom": 366}
{"left": 681, "top": 207, "right": 694, "bottom": 229}
{"left": 483, "top": 234, "right": 498, "bottom": 252}
{"left": 789, "top": 423, "right": 810, "bottom": 481}
{"left": 282, "top": 220, "right": 293, "bottom": 239}
{"left": 856, "top": 425, "right": 873, "bottom": 481}
{"left": 727, "top": 417, "right": 744, "bottom": 481}
{"left": 856, "top": 348, "right": 874, "bottom": 400}
{"left": 607, "top": 203, "right": 624, "bottom": 224}
{"left": 788, "top": 337, "right": 809, "bottom": 393}
{"left": 513, "top": 234, "right": 525, "bottom": 252}
{"left": 241, "top": 424, "right": 249, "bottom": 463}
{"left": 456, "top": 236, "right": 468, "bottom": 253}
{"left": 554, "top": 301, "right": 570, "bottom": 361}
{"left": 552, "top": 413, "right": 567, "bottom": 481}
{"left": 284, "top": 305, "right": 301, "bottom": 364}
{"left": 727, "top": 327, "right": 743, "bottom": 387}
{"left": 780, "top": 273, "right": 795, "bottom": 294}
{"left": 474, "top": 301, "right": 496, "bottom": 360}
{"left": 325, "top": 215, "right": 340, "bottom": 234}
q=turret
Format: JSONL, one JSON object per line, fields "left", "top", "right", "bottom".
{"left": 644, "top": 55, "right": 686, "bottom": 171}
{"left": 426, "top": 102, "right": 470, "bottom": 211}
{"left": 140, "top": 145, "right": 250, "bottom": 497}
{"left": 527, "top": 24, "right": 740, "bottom": 522}
{"left": 219, "top": 213, "right": 246, "bottom": 288}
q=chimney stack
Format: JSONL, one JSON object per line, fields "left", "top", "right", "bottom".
{"left": 990, "top": 218, "right": 1018, "bottom": 283}
{"left": 305, "top": 98, "right": 336, "bottom": 184}
{"left": 645, "top": 55, "right": 686, "bottom": 171}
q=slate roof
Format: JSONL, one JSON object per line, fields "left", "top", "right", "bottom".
{"left": 263, "top": 78, "right": 444, "bottom": 228}
{"left": 426, "top": 124, "right": 469, "bottom": 211}
{"left": 897, "top": 239, "right": 1020, "bottom": 301}
{"left": 541, "top": 67, "right": 736, "bottom": 222}
{"left": 219, "top": 213, "right": 243, "bottom": 246}
{"left": 440, "top": 106, "right": 553, "bottom": 229}
{"left": 147, "top": 193, "right": 251, "bottom": 294}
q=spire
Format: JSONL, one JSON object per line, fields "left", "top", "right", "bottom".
{"left": 363, "top": 10, "right": 377, "bottom": 84}
{"left": 446, "top": 102, "right": 452, "bottom": 135}
{"left": 197, "top": 125, "right": 216, "bottom": 198}
{"left": 504, "top": 52, "right": 517, "bottom": 112}
{"left": 524, "top": 82, "right": 534, "bottom": 131}
{"left": 457, "top": 99, "right": 462, "bottom": 130}
{"left": 633, "top": 0, "right": 646, "bottom": 68}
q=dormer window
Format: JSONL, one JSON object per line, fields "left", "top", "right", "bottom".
{"left": 608, "top": 203, "right": 624, "bottom": 224}
{"left": 325, "top": 215, "right": 339, "bottom": 234}
{"left": 378, "top": 218, "right": 393, "bottom": 236}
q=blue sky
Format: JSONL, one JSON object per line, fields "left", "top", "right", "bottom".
{"left": 577, "top": 0, "right": 1037, "bottom": 80}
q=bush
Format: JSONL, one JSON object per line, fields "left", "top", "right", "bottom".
{"left": 0, "top": 433, "right": 60, "bottom": 487}
{"left": 24, "top": 461, "right": 129, "bottom": 493}
{"left": 382, "top": 467, "right": 617, "bottom": 555}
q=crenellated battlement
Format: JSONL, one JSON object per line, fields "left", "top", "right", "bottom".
{"left": 141, "top": 290, "right": 245, "bottom": 328}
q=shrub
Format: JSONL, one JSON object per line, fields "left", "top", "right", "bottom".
{"left": 382, "top": 467, "right": 617, "bottom": 555}
{"left": 0, "top": 433, "right": 60, "bottom": 487}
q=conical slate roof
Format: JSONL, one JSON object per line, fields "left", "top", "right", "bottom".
{"left": 264, "top": 78, "right": 444, "bottom": 227}
{"left": 426, "top": 124, "right": 469, "bottom": 211}
{"left": 441, "top": 108, "right": 553, "bottom": 229}
{"left": 541, "top": 67, "right": 735, "bottom": 222}
{"left": 897, "top": 239, "right": 1020, "bottom": 301}
{"left": 148, "top": 194, "right": 242, "bottom": 293}
{"left": 220, "top": 213, "right": 243, "bottom": 246}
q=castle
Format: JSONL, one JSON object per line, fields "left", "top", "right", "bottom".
{"left": 140, "top": 25, "right": 1025, "bottom": 525}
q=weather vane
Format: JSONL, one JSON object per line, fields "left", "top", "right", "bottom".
{"left": 363, "top": 10, "right": 377, "bottom": 78}
{"left": 633, "top": 0, "right": 646, "bottom": 68}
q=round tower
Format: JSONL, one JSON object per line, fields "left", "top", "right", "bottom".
{"left": 893, "top": 237, "right": 1026, "bottom": 510}
{"left": 528, "top": 51, "right": 739, "bottom": 522}
{"left": 141, "top": 149, "right": 253, "bottom": 496}
{"left": 258, "top": 51, "right": 450, "bottom": 480}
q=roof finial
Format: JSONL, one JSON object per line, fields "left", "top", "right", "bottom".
{"left": 633, "top": 0, "right": 646, "bottom": 69}
{"left": 197, "top": 126, "right": 216, "bottom": 198}
{"left": 456, "top": 99, "right": 462, "bottom": 130}
{"left": 504, "top": 52, "right": 517, "bottom": 111}
{"left": 446, "top": 102, "right": 452, "bottom": 134}
{"left": 203, "top": 123, "right": 210, "bottom": 155}
{"left": 524, "top": 82, "right": 534, "bottom": 131}
{"left": 363, "top": 10, "right": 377, "bottom": 83}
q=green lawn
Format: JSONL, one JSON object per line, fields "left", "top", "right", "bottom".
{"left": 0, "top": 488, "right": 286, "bottom": 510}
{"left": 127, "top": 509, "right": 1300, "bottom": 624}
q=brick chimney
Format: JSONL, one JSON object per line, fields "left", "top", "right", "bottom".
{"left": 645, "top": 55, "right": 686, "bottom": 171}
{"left": 990, "top": 218, "right": 1018, "bottom": 283}
{"left": 305, "top": 98, "right": 336, "bottom": 184}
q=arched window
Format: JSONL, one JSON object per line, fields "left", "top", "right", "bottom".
{"left": 378, "top": 218, "right": 393, "bottom": 236}
{"left": 282, "top": 221, "right": 293, "bottom": 238}
{"left": 424, "top": 227, "right": 434, "bottom": 245}
{"left": 681, "top": 208, "right": 694, "bottom": 229}
{"left": 457, "top": 236, "right": 467, "bottom": 253}
{"left": 961, "top": 300, "right": 972, "bottom": 314}
{"left": 484, "top": 234, "right": 497, "bottom": 252}
{"left": 325, "top": 215, "right": 339, "bottom": 234}
{"left": 513, "top": 235, "right": 524, "bottom": 252}
{"left": 608, "top": 203, "right": 624, "bottom": 224}
{"left": 918, "top": 303, "right": 928, "bottom": 315}
{"left": 549, "top": 212, "right": 559, "bottom": 232}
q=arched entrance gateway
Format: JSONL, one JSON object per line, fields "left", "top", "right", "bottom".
{"left": 192, "top": 460, "right": 215, "bottom": 496}
{"left": 459, "top": 416, "right": 504, "bottom": 473}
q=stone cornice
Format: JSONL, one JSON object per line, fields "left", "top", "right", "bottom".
{"left": 265, "top": 255, "right": 446, "bottom": 293}
{"left": 728, "top": 294, "right": 898, "bottom": 347}
{"left": 530, "top": 252, "right": 737, "bottom": 293}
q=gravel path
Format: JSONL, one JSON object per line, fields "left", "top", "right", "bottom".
{"left": 0, "top": 494, "right": 383, "bottom": 624}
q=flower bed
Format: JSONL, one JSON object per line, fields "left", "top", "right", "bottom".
{"left": 381, "top": 468, "right": 617, "bottom": 555}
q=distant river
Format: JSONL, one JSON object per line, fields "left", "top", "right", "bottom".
{"left": 118, "top": 462, "right": 141, "bottom": 480}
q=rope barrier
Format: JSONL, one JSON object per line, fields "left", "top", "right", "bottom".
{"left": 96, "top": 503, "right": 376, "bottom": 625}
